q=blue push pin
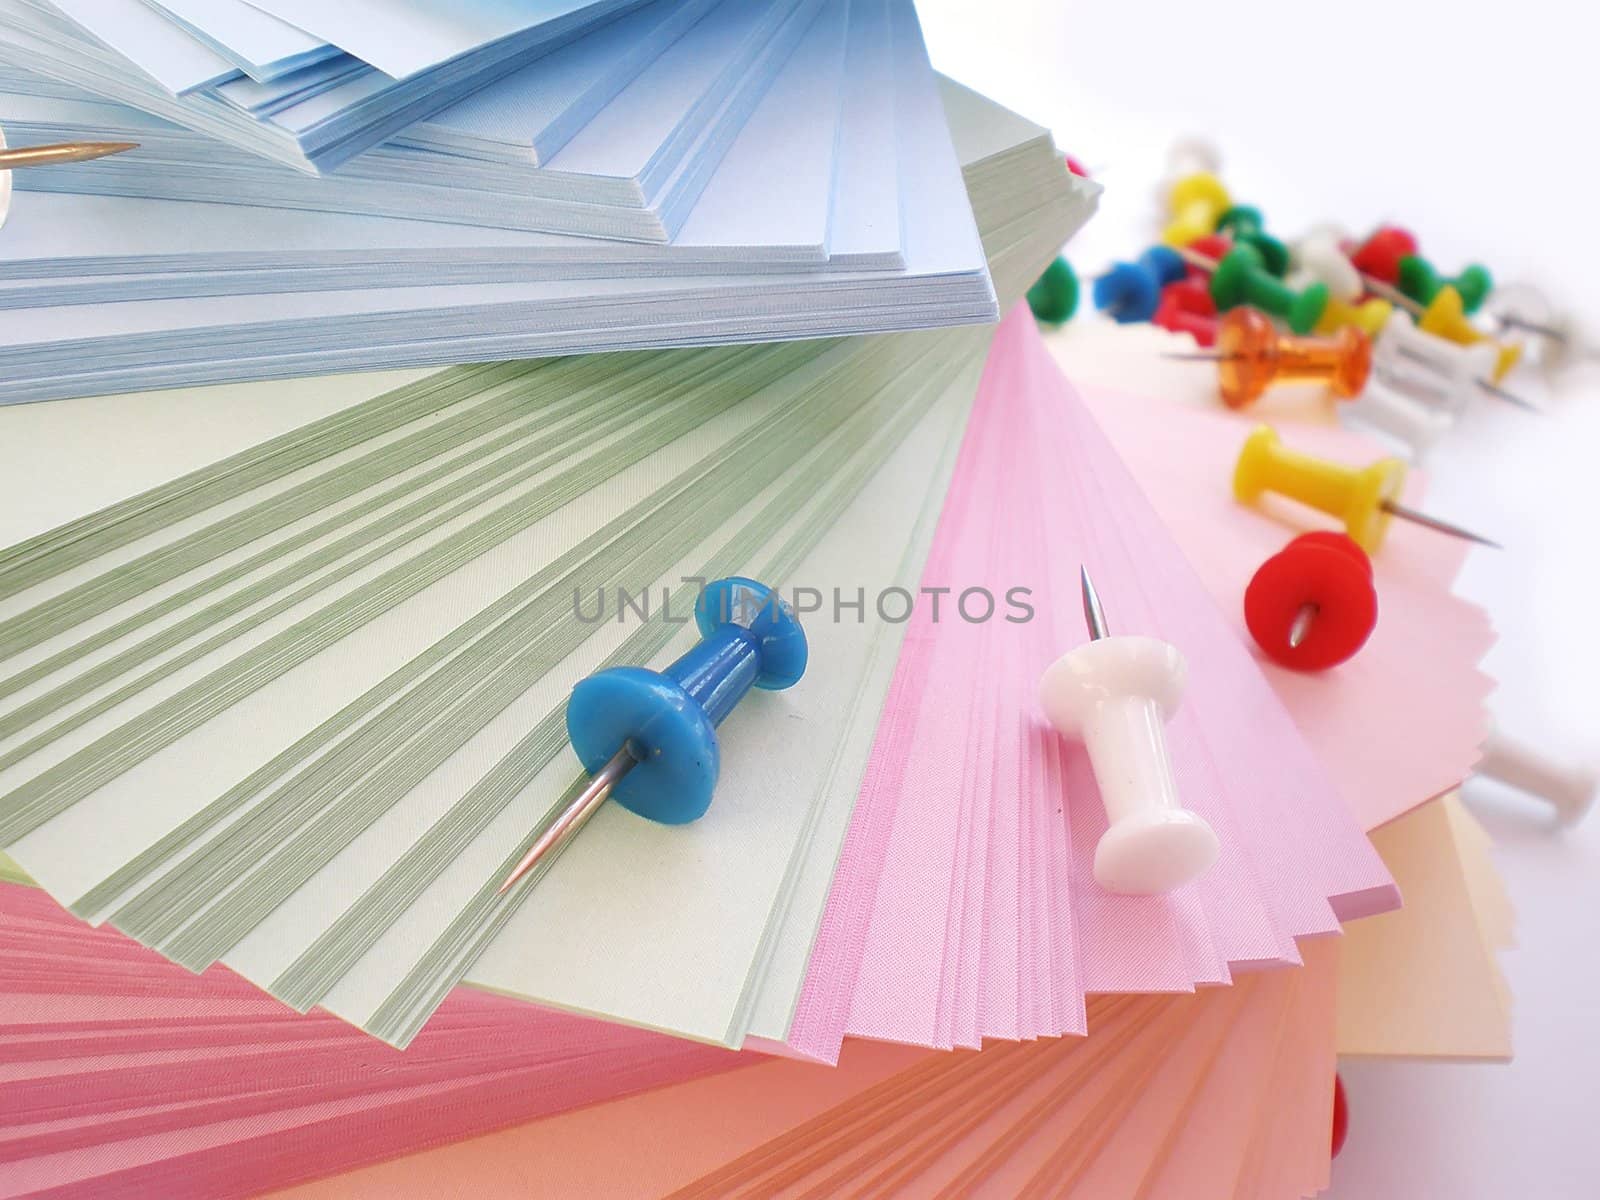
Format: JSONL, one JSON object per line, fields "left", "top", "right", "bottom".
{"left": 1093, "top": 246, "right": 1186, "bottom": 323}
{"left": 499, "top": 576, "right": 808, "bottom": 893}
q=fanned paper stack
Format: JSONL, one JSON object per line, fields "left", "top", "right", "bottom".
{"left": 0, "top": 3, "right": 1091, "bottom": 403}
{"left": 0, "top": 7, "right": 1513, "bottom": 1194}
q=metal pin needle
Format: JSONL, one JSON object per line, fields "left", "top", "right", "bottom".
{"left": 1080, "top": 564, "right": 1110, "bottom": 641}
{"left": 0, "top": 141, "right": 139, "bottom": 169}
{"left": 1379, "top": 499, "right": 1501, "bottom": 549}
{"left": 1287, "top": 604, "right": 1317, "bottom": 649}
{"left": 498, "top": 744, "right": 638, "bottom": 894}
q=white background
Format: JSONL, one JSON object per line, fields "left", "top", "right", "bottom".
{"left": 915, "top": 2, "right": 1600, "bottom": 1196}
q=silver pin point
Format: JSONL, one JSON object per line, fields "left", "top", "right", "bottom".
{"left": 1080, "top": 565, "right": 1110, "bottom": 641}
{"left": 1287, "top": 604, "right": 1317, "bottom": 649}
{"left": 1379, "top": 499, "right": 1502, "bottom": 550}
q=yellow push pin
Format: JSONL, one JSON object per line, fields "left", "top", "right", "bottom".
{"left": 1162, "top": 172, "right": 1231, "bottom": 248}
{"left": 1418, "top": 286, "right": 1522, "bottom": 382}
{"left": 1233, "top": 426, "right": 1499, "bottom": 553}
{"left": 1315, "top": 295, "right": 1393, "bottom": 338}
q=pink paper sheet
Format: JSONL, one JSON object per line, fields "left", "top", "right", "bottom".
{"left": 1080, "top": 386, "right": 1496, "bottom": 834}
{"left": 0, "top": 884, "right": 752, "bottom": 1200}
{"left": 787, "top": 306, "right": 1401, "bottom": 1060}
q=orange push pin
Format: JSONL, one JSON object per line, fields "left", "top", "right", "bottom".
{"left": 1232, "top": 425, "right": 1499, "bottom": 552}
{"left": 1168, "top": 308, "right": 1371, "bottom": 409}
{"left": 1418, "top": 286, "right": 1522, "bottom": 382}
{"left": 1162, "top": 172, "right": 1231, "bottom": 247}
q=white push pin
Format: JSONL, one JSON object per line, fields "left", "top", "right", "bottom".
{"left": 1342, "top": 378, "right": 1454, "bottom": 463}
{"left": 1153, "top": 135, "right": 1223, "bottom": 208}
{"left": 1372, "top": 311, "right": 1512, "bottom": 415}
{"left": 1039, "top": 566, "right": 1220, "bottom": 894}
{"left": 1483, "top": 283, "right": 1593, "bottom": 375}
{"left": 1476, "top": 727, "right": 1596, "bottom": 828}
{"left": 1291, "top": 227, "right": 1363, "bottom": 302}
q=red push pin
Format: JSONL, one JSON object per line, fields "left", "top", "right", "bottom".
{"left": 1065, "top": 154, "right": 1090, "bottom": 178}
{"left": 1182, "top": 232, "right": 1232, "bottom": 280}
{"left": 1332, "top": 1073, "right": 1350, "bottom": 1158}
{"left": 1154, "top": 277, "right": 1219, "bottom": 346}
{"left": 1349, "top": 226, "right": 1417, "bottom": 285}
{"left": 1244, "top": 532, "right": 1377, "bottom": 671}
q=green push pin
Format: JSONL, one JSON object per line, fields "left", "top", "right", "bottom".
{"left": 1215, "top": 205, "right": 1290, "bottom": 278}
{"left": 1209, "top": 243, "right": 1329, "bottom": 335}
{"left": 1396, "top": 254, "right": 1493, "bottom": 314}
{"left": 1027, "top": 256, "right": 1080, "bottom": 325}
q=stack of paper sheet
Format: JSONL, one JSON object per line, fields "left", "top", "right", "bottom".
{"left": 0, "top": 0, "right": 678, "bottom": 173}
{"left": 0, "top": 880, "right": 1341, "bottom": 1200}
{"left": 0, "top": 103, "right": 1077, "bottom": 1062}
{"left": 0, "top": 7, "right": 1085, "bottom": 405}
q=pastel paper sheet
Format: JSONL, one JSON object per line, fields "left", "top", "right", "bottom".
{"left": 0, "top": 883, "right": 753, "bottom": 1200}
{"left": 1336, "top": 794, "right": 1513, "bottom": 1059}
{"left": 781, "top": 308, "right": 1396, "bottom": 1060}
{"left": 272, "top": 939, "right": 1341, "bottom": 1200}
{"left": 1049, "top": 320, "right": 1495, "bottom": 832}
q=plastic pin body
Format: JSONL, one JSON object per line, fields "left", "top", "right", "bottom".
{"left": 1162, "top": 172, "right": 1231, "bottom": 248}
{"left": 1037, "top": 568, "right": 1220, "bottom": 895}
{"left": 1397, "top": 254, "right": 1493, "bottom": 314}
{"left": 1210, "top": 245, "right": 1330, "bottom": 334}
{"left": 1028, "top": 256, "right": 1080, "bottom": 325}
{"left": 1372, "top": 311, "right": 1500, "bottom": 416}
{"left": 499, "top": 577, "right": 807, "bottom": 892}
{"left": 1477, "top": 728, "right": 1596, "bottom": 827}
{"left": 1343, "top": 379, "right": 1454, "bottom": 462}
{"left": 1211, "top": 308, "right": 1372, "bottom": 408}
{"left": 1418, "top": 287, "right": 1522, "bottom": 381}
{"left": 1093, "top": 246, "right": 1185, "bottom": 323}
{"left": 1245, "top": 532, "right": 1377, "bottom": 671}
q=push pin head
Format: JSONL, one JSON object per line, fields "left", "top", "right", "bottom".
{"left": 1162, "top": 172, "right": 1231, "bottom": 248}
{"left": 1244, "top": 532, "right": 1378, "bottom": 671}
{"left": 1037, "top": 567, "right": 1220, "bottom": 895}
{"left": 1153, "top": 278, "right": 1219, "bottom": 346}
{"left": 1028, "top": 256, "right": 1080, "bottom": 325}
{"left": 500, "top": 577, "right": 806, "bottom": 892}
{"left": 1349, "top": 226, "right": 1418, "bottom": 285}
{"left": 1293, "top": 229, "right": 1363, "bottom": 302}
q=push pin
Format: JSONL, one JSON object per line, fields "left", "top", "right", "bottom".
{"left": 1244, "top": 532, "right": 1377, "bottom": 671}
{"left": 1483, "top": 283, "right": 1592, "bottom": 373}
{"left": 1093, "top": 246, "right": 1185, "bottom": 323}
{"left": 1027, "top": 256, "right": 1080, "bottom": 325}
{"left": 0, "top": 124, "right": 137, "bottom": 230}
{"left": 1292, "top": 228, "right": 1363, "bottom": 302}
{"left": 1414, "top": 289, "right": 1524, "bottom": 385}
{"left": 499, "top": 577, "right": 807, "bottom": 893}
{"left": 1153, "top": 278, "right": 1219, "bottom": 346}
{"left": 1186, "top": 244, "right": 1330, "bottom": 334}
{"left": 1342, "top": 378, "right": 1454, "bottom": 463}
{"left": 1476, "top": 727, "right": 1596, "bottom": 828}
{"left": 1348, "top": 226, "right": 1418, "bottom": 285}
{"left": 1373, "top": 310, "right": 1534, "bottom": 413}
{"left": 1332, "top": 1075, "right": 1350, "bottom": 1159}
{"left": 1397, "top": 254, "right": 1493, "bottom": 314}
{"left": 1315, "top": 295, "right": 1393, "bottom": 339}
{"left": 1232, "top": 425, "right": 1499, "bottom": 552}
{"left": 1181, "top": 232, "right": 1232, "bottom": 279}
{"left": 1162, "top": 172, "right": 1231, "bottom": 248}
{"left": 1038, "top": 567, "right": 1220, "bottom": 895}
{"left": 1214, "top": 205, "right": 1290, "bottom": 277}
{"left": 1166, "top": 307, "right": 1371, "bottom": 409}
